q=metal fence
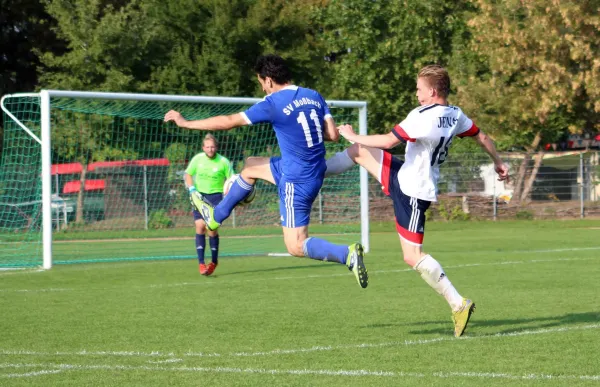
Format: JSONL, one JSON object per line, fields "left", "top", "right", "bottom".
{"left": 369, "top": 150, "right": 600, "bottom": 222}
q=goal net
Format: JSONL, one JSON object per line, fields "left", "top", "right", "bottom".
{"left": 0, "top": 91, "right": 368, "bottom": 268}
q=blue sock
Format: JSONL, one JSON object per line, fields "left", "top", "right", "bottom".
{"left": 209, "top": 235, "right": 219, "bottom": 264}
{"left": 214, "top": 176, "right": 253, "bottom": 224}
{"left": 195, "top": 234, "right": 206, "bottom": 264}
{"left": 303, "top": 237, "right": 349, "bottom": 264}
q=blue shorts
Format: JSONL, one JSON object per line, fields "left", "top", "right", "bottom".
{"left": 380, "top": 152, "right": 431, "bottom": 245}
{"left": 193, "top": 193, "right": 223, "bottom": 221}
{"left": 270, "top": 157, "right": 323, "bottom": 228}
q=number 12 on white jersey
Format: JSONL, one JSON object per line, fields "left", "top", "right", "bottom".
{"left": 297, "top": 109, "right": 323, "bottom": 148}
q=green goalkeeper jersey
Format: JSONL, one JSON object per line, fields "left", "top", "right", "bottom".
{"left": 185, "top": 153, "right": 233, "bottom": 194}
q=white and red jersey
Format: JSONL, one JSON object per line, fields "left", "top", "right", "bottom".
{"left": 391, "top": 104, "right": 479, "bottom": 202}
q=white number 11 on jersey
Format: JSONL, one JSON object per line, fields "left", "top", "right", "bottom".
{"left": 297, "top": 109, "right": 323, "bottom": 148}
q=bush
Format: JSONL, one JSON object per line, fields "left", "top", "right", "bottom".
{"left": 437, "top": 200, "right": 470, "bottom": 221}
{"left": 450, "top": 205, "right": 471, "bottom": 221}
{"left": 515, "top": 210, "right": 534, "bottom": 220}
{"left": 425, "top": 209, "right": 434, "bottom": 221}
{"left": 148, "top": 209, "right": 173, "bottom": 229}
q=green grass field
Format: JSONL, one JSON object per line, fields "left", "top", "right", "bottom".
{"left": 1, "top": 219, "right": 600, "bottom": 386}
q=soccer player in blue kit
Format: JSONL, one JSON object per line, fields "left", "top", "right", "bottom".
{"left": 164, "top": 54, "right": 368, "bottom": 288}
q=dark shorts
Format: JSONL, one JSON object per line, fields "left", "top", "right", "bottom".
{"left": 380, "top": 151, "right": 431, "bottom": 245}
{"left": 193, "top": 192, "right": 223, "bottom": 221}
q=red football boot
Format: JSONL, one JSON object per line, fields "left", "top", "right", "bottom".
{"left": 199, "top": 263, "right": 208, "bottom": 275}
{"left": 206, "top": 262, "right": 218, "bottom": 276}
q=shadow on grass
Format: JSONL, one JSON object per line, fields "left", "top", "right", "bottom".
{"left": 399, "top": 311, "right": 600, "bottom": 335}
{"left": 217, "top": 263, "right": 325, "bottom": 277}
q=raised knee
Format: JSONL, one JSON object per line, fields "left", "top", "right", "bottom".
{"left": 244, "top": 156, "right": 261, "bottom": 168}
{"left": 346, "top": 143, "right": 360, "bottom": 160}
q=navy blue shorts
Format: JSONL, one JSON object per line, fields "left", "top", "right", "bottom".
{"left": 270, "top": 157, "right": 323, "bottom": 228}
{"left": 193, "top": 192, "right": 223, "bottom": 221}
{"left": 380, "top": 151, "right": 431, "bottom": 245}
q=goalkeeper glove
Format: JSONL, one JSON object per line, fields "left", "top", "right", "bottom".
{"left": 188, "top": 186, "right": 198, "bottom": 209}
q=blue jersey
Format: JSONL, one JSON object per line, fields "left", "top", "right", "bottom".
{"left": 241, "top": 85, "right": 332, "bottom": 182}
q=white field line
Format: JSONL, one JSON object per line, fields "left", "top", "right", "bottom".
{"left": 0, "top": 268, "right": 45, "bottom": 276}
{"left": 513, "top": 246, "right": 600, "bottom": 253}
{"left": 0, "top": 362, "right": 599, "bottom": 381}
{"left": 147, "top": 358, "right": 183, "bottom": 364}
{"left": 0, "top": 368, "right": 62, "bottom": 378}
{"left": 202, "top": 323, "right": 600, "bottom": 358}
{"left": 0, "top": 288, "right": 72, "bottom": 293}
{"left": 1, "top": 255, "right": 598, "bottom": 293}
{"left": 1, "top": 323, "right": 598, "bottom": 361}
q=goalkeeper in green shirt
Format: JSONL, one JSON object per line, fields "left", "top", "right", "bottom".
{"left": 185, "top": 134, "right": 233, "bottom": 276}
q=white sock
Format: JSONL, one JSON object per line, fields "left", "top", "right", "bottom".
{"left": 414, "top": 255, "right": 464, "bottom": 311}
{"left": 325, "top": 149, "right": 355, "bottom": 177}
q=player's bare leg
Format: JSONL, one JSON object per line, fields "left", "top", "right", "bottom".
{"left": 400, "top": 237, "right": 474, "bottom": 337}
{"left": 240, "top": 157, "right": 276, "bottom": 185}
{"left": 284, "top": 225, "right": 368, "bottom": 288}
{"left": 325, "top": 143, "right": 384, "bottom": 181}
{"left": 282, "top": 225, "right": 310, "bottom": 257}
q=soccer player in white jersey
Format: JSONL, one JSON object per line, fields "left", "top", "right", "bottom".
{"left": 326, "top": 65, "right": 509, "bottom": 336}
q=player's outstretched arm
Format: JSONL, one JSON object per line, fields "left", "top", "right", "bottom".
{"left": 164, "top": 110, "right": 247, "bottom": 131}
{"left": 184, "top": 173, "right": 195, "bottom": 191}
{"left": 338, "top": 124, "right": 400, "bottom": 149}
{"left": 322, "top": 117, "right": 340, "bottom": 142}
{"left": 473, "top": 130, "right": 510, "bottom": 182}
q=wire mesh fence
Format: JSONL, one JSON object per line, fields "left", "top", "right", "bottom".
{"left": 369, "top": 150, "right": 600, "bottom": 222}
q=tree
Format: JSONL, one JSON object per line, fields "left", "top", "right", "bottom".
{"left": 314, "top": 0, "right": 472, "bottom": 133}
{"left": 0, "top": 0, "right": 66, "bottom": 155}
{"left": 142, "top": 0, "right": 326, "bottom": 96}
{"left": 39, "top": 0, "right": 168, "bottom": 91}
{"left": 451, "top": 0, "right": 600, "bottom": 201}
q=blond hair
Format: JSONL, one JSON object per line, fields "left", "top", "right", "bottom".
{"left": 418, "top": 65, "right": 450, "bottom": 98}
{"left": 203, "top": 134, "right": 218, "bottom": 147}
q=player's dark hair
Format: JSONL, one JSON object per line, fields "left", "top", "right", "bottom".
{"left": 418, "top": 65, "right": 450, "bottom": 98}
{"left": 254, "top": 54, "right": 292, "bottom": 85}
